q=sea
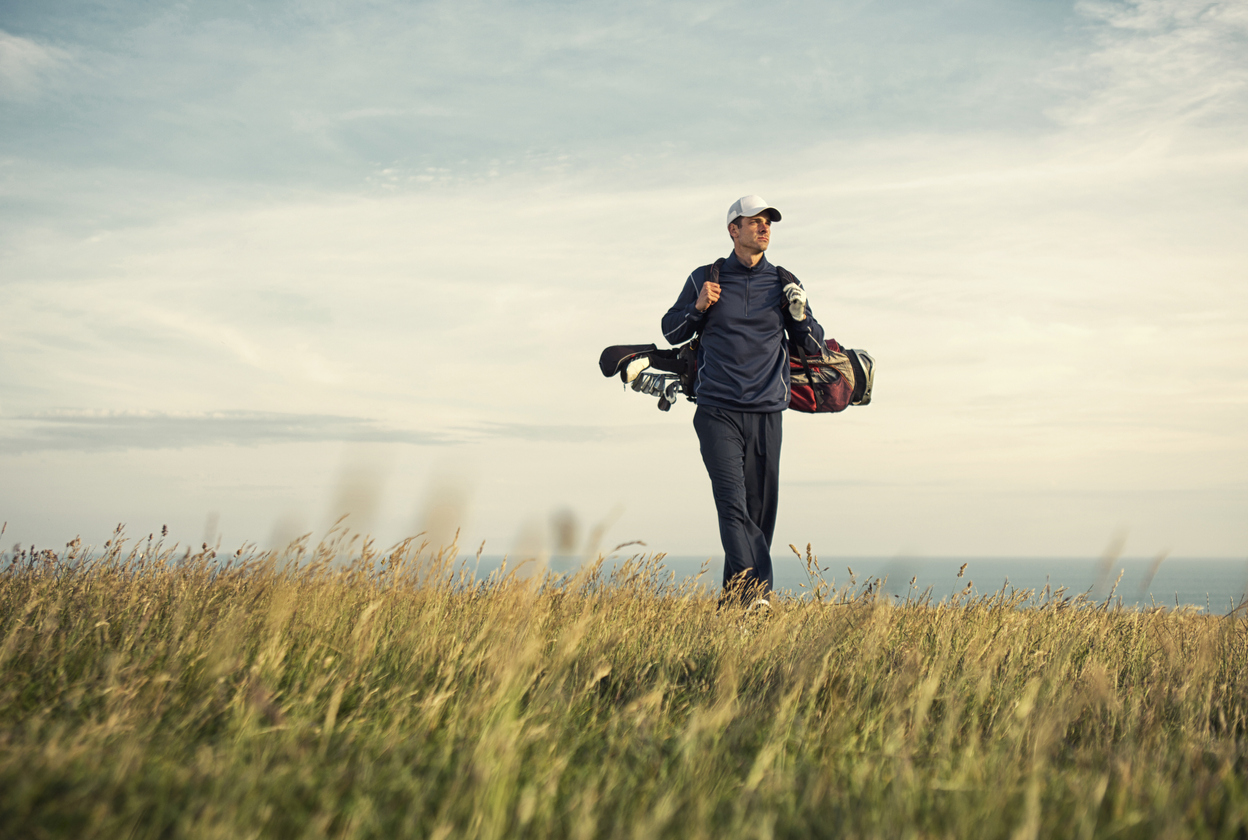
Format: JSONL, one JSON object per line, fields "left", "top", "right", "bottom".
{"left": 470, "top": 554, "right": 1248, "bottom": 613}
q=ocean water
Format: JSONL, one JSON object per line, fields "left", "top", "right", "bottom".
{"left": 470, "top": 554, "right": 1248, "bottom": 613}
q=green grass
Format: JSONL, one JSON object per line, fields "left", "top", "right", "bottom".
{"left": 2, "top": 528, "right": 1248, "bottom": 839}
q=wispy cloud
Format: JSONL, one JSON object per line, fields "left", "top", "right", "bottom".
{"left": 0, "top": 411, "right": 627, "bottom": 453}
{"left": 470, "top": 422, "right": 608, "bottom": 443}
{"left": 0, "top": 1, "right": 1082, "bottom": 187}
{"left": 0, "top": 410, "right": 456, "bottom": 453}
{"left": 1054, "top": 0, "right": 1248, "bottom": 133}
{"left": 0, "top": 30, "right": 69, "bottom": 100}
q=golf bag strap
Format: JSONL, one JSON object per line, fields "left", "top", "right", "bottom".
{"left": 694, "top": 259, "right": 726, "bottom": 339}
{"left": 706, "top": 257, "right": 725, "bottom": 292}
{"left": 776, "top": 265, "right": 824, "bottom": 410}
{"left": 687, "top": 258, "right": 725, "bottom": 398}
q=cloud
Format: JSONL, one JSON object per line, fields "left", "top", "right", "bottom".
{"left": 0, "top": 1, "right": 1081, "bottom": 186}
{"left": 471, "top": 422, "right": 608, "bottom": 443}
{"left": 1, "top": 1, "right": 1246, "bottom": 557}
{"left": 1053, "top": 0, "right": 1248, "bottom": 133}
{"left": 0, "top": 411, "right": 619, "bottom": 454}
{"left": 0, "top": 30, "right": 69, "bottom": 100}
{"left": 0, "top": 410, "right": 457, "bottom": 453}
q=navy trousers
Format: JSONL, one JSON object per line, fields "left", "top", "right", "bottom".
{"left": 692, "top": 405, "right": 782, "bottom": 601}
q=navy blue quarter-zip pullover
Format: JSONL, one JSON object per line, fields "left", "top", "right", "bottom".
{"left": 661, "top": 253, "right": 826, "bottom": 412}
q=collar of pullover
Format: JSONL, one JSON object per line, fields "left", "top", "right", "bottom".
{"left": 725, "top": 251, "right": 772, "bottom": 274}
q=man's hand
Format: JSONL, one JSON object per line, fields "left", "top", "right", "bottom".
{"left": 783, "top": 283, "right": 807, "bottom": 320}
{"left": 696, "top": 281, "right": 721, "bottom": 312}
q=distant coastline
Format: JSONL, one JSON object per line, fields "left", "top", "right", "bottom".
{"left": 470, "top": 554, "right": 1248, "bottom": 611}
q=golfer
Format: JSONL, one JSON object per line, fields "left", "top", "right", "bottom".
{"left": 661, "top": 195, "right": 826, "bottom": 605}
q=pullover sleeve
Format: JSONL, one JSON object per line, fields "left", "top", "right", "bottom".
{"left": 661, "top": 267, "right": 707, "bottom": 346}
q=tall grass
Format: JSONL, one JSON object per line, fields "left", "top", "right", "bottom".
{"left": 2, "top": 528, "right": 1247, "bottom": 839}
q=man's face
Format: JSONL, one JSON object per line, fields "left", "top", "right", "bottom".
{"left": 731, "top": 214, "right": 772, "bottom": 253}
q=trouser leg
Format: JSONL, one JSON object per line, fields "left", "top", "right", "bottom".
{"left": 742, "top": 410, "right": 781, "bottom": 591}
{"left": 693, "top": 406, "right": 782, "bottom": 602}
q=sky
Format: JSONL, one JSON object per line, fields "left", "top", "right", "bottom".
{"left": 1, "top": 0, "right": 1246, "bottom": 563}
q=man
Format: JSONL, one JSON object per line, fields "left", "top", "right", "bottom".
{"left": 662, "top": 195, "right": 826, "bottom": 605}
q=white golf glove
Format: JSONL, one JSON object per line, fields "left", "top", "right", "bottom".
{"left": 783, "top": 283, "right": 807, "bottom": 320}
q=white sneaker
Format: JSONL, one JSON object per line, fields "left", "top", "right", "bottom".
{"left": 740, "top": 598, "right": 771, "bottom": 637}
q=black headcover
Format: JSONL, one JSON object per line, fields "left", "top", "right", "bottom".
{"left": 598, "top": 344, "right": 657, "bottom": 378}
{"left": 598, "top": 344, "right": 692, "bottom": 381}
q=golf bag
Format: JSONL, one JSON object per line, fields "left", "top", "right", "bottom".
{"left": 788, "top": 338, "right": 874, "bottom": 413}
{"left": 599, "top": 260, "right": 873, "bottom": 412}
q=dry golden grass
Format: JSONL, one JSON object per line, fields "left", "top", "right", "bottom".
{"left": 2, "top": 528, "right": 1248, "bottom": 839}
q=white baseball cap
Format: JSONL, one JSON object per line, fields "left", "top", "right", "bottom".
{"left": 727, "top": 195, "right": 781, "bottom": 227}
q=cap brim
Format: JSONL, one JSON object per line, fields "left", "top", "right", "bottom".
{"left": 731, "top": 207, "right": 782, "bottom": 224}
